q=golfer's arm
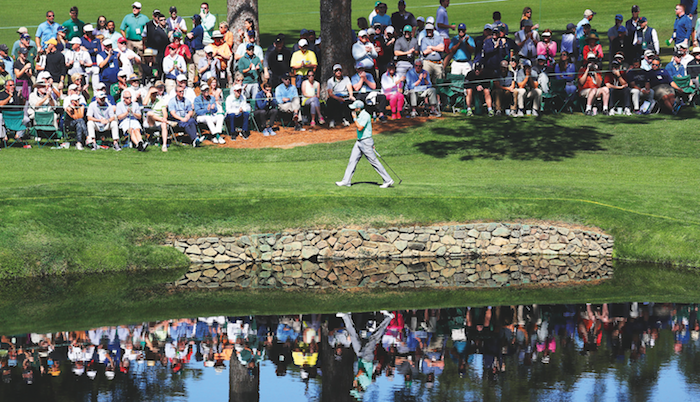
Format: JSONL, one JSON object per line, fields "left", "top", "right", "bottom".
{"left": 354, "top": 121, "right": 364, "bottom": 130}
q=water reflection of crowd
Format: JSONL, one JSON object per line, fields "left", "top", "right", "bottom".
{"left": 0, "top": 303, "right": 698, "bottom": 399}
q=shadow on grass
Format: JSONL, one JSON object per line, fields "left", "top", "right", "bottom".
{"left": 414, "top": 115, "right": 613, "bottom": 161}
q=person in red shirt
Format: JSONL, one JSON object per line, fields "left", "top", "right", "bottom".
{"left": 578, "top": 52, "right": 609, "bottom": 115}
{"left": 164, "top": 31, "right": 191, "bottom": 61}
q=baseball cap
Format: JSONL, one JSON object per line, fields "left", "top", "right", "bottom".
{"left": 154, "top": 80, "right": 165, "bottom": 88}
{"left": 355, "top": 63, "right": 365, "bottom": 70}
{"left": 644, "top": 49, "right": 655, "bottom": 57}
{"left": 200, "top": 82, "right": 209, "bottom": 91}
{"left": 70, "top": 37, "right": 81, "bottom": 45}
{"left": 474, "top": 61, "right": 484, "bottom": 70}
{"left": 118, "top": 37, "right": 127, "bottom": 44}
{"left": 586, "top": 52, "right": 596, "bottom": 60}
{"left": 678, "top": 42, "right": 689, "bottom": 49}
{"left": 83, "top": 24, "right": 94, "bottom": 32}
{"left": 46, "top": 38, "right": 57, "bottom": 46}
{"left": 103, "top": 39, "right": 112, "bottom": 47}
{"left": 57, "top": 25, "right": 66, "bottom": 32}
{"left": 615, "top": 14, "right": 623, "bottom": 21}
{"left": 298, "top": 38, "right": 308, "bottom": 47}
{"left": 20, "top": 34, "right": 30, "bottom": 40}
{"left": 632, "top": 5, "right": 640, "bottom": 12}
{"left": 300, "top": 28, "right": 309, "bottom": 36}
{"left": 118, "top": 70, "right": 128, "bottom": 77}
{"left": 67, "top": 84, "right": 78, "bottom": 91}
{"left": 403, "top": 25, "right": 412, "bottom": 32}
{"left": 425, "top": 23, "right": 434, "bottom": 30}
{"left": 232, "top": 83, "right": 243, "bottom": 90}
{"left": 640, "top": 16, "right": 648, "bottom": 23}
{"left": 246, "top": 43, "right": 254, "bottom": 50}
{"left": 458, "top": 23, "right": 466, "bottom": 30}
{"left": 583, "top": 9, "right": 596, "bottom": 18}
{"left": 358, "top": 30, "right": 368, "bottom": 37}
{"left": 38, "top": 71, "right": 51, "bottom": 81}
{"left": 484, "top": 23, "right": 492, "bottom": 30}
{"left": 332, "top": 63, "right": 342, "bottom": 70}
{"left": 617, "top": 26, "right": 627, "bottom": 34}
{"left": 132, "top": 2, "right": 142, "bottom": 9}
{"left": 204, "top": 45, "right": 214, "bottom": 53}
{"left": 173, "top": 31, "right": 182, "bottom": 39}
{"left": 367, "top": 28, "right": 376, "bottom": 36}
{"left": 416, "top": 16, "right": 425, "bottom": 23}
{"left": 387, "top": 61, "right": 396, "bottom": 69}
{"left": 674, "top": 50, "right": 683, "bottom": 58}
{"left": 385, "top": 26, "right": 394, "bottom": 34}
{"left": 692, "top": 46, "right": 700, "bottom": 54}
{"left": 16, "top": 27, "right": 28, "bottom": 34}
{"left": 542, "top": 30, "right": 551, "bottom": 37}
{"left": 426, "top": 16, "right": 435, "bottom": 24}
{"left": 211, "top": 31, "right": 223, "bottom": 39}
{"left": 536, "top": 54, "right": 546, "bottom": 61}
{"left": 143, "top": 48, "right": 157, "bottom": 56}
{"left": 169, "top": 6, "right": 177, "bottom": 13}
{"left": 566, "top": 23, "right": 576, "bottom": 33}
{"left": 96, "top": 91, "right": 107, "bottom": 99}
{"left": 348, "top": 100, "right": 364, "bottom": 109}
{"left": 176, "top": 74, "right": 187, "bottom": 81}
{"left": 18, "top": 47, "right": 28, "bottom": 54}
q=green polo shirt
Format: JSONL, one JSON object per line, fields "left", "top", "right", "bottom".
{"left": 120, "top": 13, "right": 149, "bottom": 41}
{"left": 237, "top": 55, "right": 261, "bottom": 84}
{"left": 62, "top": 18, "right": 85, "bottom": 40}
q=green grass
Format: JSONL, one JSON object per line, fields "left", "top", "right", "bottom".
{"left": 1, "top": 110, "right": 699, "bottom": 277}
{"left": 0, "top": 0, "right": 679, "bottom": 60}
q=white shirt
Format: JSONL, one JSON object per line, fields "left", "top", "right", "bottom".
{"left": 118, "top": 48, "right": 140, "bottom": 77}
{"left": 225, "top": 93, "right": 250, "bottom": 115}
{"left": 64, "top": 48, "right": 92, "bottom": 76}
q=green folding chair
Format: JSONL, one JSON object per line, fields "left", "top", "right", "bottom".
{"left": 2, "top": 109, "right": 27, "bottom": 148}
{"left": 30, "top": 110, "right": 62, "bottom": 148}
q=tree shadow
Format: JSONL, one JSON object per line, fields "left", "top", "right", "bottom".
{"left": 414, "top": 115, "right": 613, "bottom": 161}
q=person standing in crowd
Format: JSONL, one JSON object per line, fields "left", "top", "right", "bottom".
{"left": 639, "top": 17, "right": 659, "bottom": 55}
{"left": 673, "top": 4, "right": 693, "bottom": 48}
{"left": 421, "top": 23, "right": 445, "bottom": 84}
{"left": 449, "top": 23, "right": 475, "bottom": 76}
{"left": 13, "top": 48, "right": 33, "bottom": 99}
{"left": 200, "top": 2, "right": 217, "bottom": 46}
{"left": 167, "top": 6, "right": 188, "bottom": 40}
{"left": 391, "top": 0, "right": 416, "bottom": 33}
{"left": 394, "top": 25, "right": 419, "bottom": 78}
{"left": 120, "top": 2, "right": 149, "bottom": 64}
{"left": 264, "top": 35, "right": 292, "bottom": 88}
{"left": 335, "top": 100, "right": 394, "bottom": 188}
{"left": 35, "top": 11, "right": 59, "bottom": 52}
{"left": 576, "top": 9, "right": 596, "bottom": 40}
{"left": 62, "top": 6, "right": 85, "bottom": 41}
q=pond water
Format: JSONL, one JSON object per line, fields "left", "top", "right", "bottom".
{"left": 2, "top": 303, "right": 700, "bottom": 401}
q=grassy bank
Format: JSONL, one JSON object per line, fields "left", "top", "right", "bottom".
{"left": 1, "top": 111, "right": 699, "bottom": 277}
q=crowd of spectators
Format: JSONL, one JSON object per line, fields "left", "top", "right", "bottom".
{"left": 0, "top": 303, "right": 697, "bottom": 398}
{"left": 0, "top": 2, "right": 697, "bottom": 151}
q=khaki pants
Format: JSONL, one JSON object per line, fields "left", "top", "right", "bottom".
{"left": 128, "top": 40, "right": 144, "bottom": 78}
{"left": 278, "top": 98, "right": 300, "bottom": 114}
{"left": 515, "top": 88, "right": 542, "bottom": 111}
{"left": 422, "top": 60, "right": 444, "bottom": 84}
{"left": 190, "top": 49, "right": 206, "bottom": 86}
{"left": 492, "top": 88, "right": 515, "bottom": 111}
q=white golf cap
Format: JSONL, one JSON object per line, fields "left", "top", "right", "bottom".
{"left": 425, "top": 23, "right": 434, "bottom": 30}
{"left": 38, "top": 71, "right": 51, "bottom": 81}
{"left": 358, "top": 30, "right": 368, "bottom": 37}
{"left": 298, "top": 38, "right": 308, "bottom": 47}
{"left": 176, "top": 74, "right": 187, "bottom": 81}
{"left": 83, "top": 24, "right": 93, "bottom": 32}
{"left": 584, "top": 9, "right": 596, "bottom": 18}
{"left": 200, "top": 83, "right": 209, "bottom": 91}
{"left": 204, "top": 45, "right": 214, "bottom": 53}
{"left": 586, "top": 52, "right": 596, "bottom": 60}
{"left": 332, "top": 63, "right": 342, "bottom": 70}
{"left": 103, "top": 39, "right": 112, "bottom": 47}
{"left": 118, "top": 70, "right": 127, "bottom": 77}
{"left": 96, "top": 91, "right": 107, "bottom": 99}
{"left": 68, "top": 84, "right": 78, "bottom": 91}
{"left": 232, "top": 84, "right": 243, "bottom": 90}
{"left": 644, "top": 49, "right": 655, "bottom": 57}
{"left": 70, "top": 37, "right": 82, "bottom": 45}
{"left": 348, "top": 100, "right": 364, "bottom": 109}
{"left": 426, "top": 16, "right": 435, "bottom": 23}
{"left": 385, "top": 26, "right": 395, "bottom": 34}
{"left": 132, "top": 2, "right": 142, "bottom": 8}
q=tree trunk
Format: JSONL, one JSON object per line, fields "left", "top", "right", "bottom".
{"left": 227, "top": 0, "right": 259, "bottom": 47}
{"left": 319, "top": 0, "right": 354, "bottom": 89}
{"left": 229, "top": 354, "right": 260, "bottom": 402}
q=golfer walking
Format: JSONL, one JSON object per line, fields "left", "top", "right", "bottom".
{"left": 336, "top": 100, "right": 394, "bottom": 188}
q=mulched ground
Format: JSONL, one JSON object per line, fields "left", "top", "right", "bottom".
{"left": 202, "top": 115, "right": 439, "bottom": 149}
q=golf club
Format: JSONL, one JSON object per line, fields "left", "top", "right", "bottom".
{"left": 373, "top": 146, "right": 402, "bottom": 185}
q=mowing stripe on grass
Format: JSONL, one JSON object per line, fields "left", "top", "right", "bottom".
{"left": 2, "top": 194, "right": 697, "bottom": 226}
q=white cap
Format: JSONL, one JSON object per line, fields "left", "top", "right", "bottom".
{"left": 644, "top": 49, "right": 655, "bottom": 57}
{"left": 83, "top": 24, "right": 93, "bottom": 32}
{"left": 38, "top": 71, "right": 51, "bottom": 81}
{"left": 232, "top": 84, "right": 243, "bottom": 90}
{"left": 200, "top": 83, "right": 209, "bottom": 91}
{"left": 332, "top": 63, "right": 342, "bottom": 70}
{"left": 176, "top": 74, "right": 187, "bottom": 81}
{"left": 358, "top": 30, "right": 368, "bottom": 37}
{"left": 118, "top": 70, "right": 128, "bottom": 77}
{"left": 105, "top": 371, "right": 115, "bottom": 380}
{"left": 385, "top": 26, "right": 395, "bottom": 34}
{"left": 425, "top": 23, "right": 434, "bottom": 30}
{"left": 586, "top": 52, "right": 596, "bottom": 59}
{"left": 66, "top": 94, "right": 79, "bottom": 102}
{"left": 132, "top": 1, "right": 142, "bottom": 8}
{"left": 367, "top": 28, "right": 376, "bottom": 36}
{"left": 70, "top": 37, "right": 82, "bottom": 45}
{"left": 204, "top": 45, "right": 214, "bottom": 53}
{"left": 68, "top": 84, "right": 78, "bottom": 91}
{"left": 298, "top": 38, "right": 308, "bottom": 47}
{"left": 348, "top": 100, "right": 364, "bottom": 109}
{"left": 426, "top": 16, "right": 435, "bottom": 24}
{"left": 103, "top": 39, "right": 112, "bottom": 47}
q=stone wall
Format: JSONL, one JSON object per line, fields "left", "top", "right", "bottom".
{"left": 169, "top": 256, "right": 613, "bottom": 290}
{"left": 167, "top": 223, "right": 613, "bottom": 265}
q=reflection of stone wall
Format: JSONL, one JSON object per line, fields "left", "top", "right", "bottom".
{"left": 168, "top": 223, "right": 613, "bottom": 265}
{"left": 171, "top": 256, "right": 613, "bottom": 289}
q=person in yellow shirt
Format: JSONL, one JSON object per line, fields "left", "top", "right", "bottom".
{"left": 290, "top": 39, "right": 317, "bottom": 88}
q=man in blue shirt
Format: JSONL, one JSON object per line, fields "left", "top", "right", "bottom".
{"left": 421, "top": 24, "right": 445, "bottom": 84}
{"left": 35, "top": 11, "right": 59, "bottom": 52}
{"left": 275, "top": 73, "right": 302, "bottom": 130}
{"left": 406, "top": 59, "right": 438, "bottom": 117}
{"left": 576, "top": 9, "right": 596, "bottom": 40}
{"left": 449, "top": 23, "right": 475, "bottom": 75}
{"left": 674, "top": 4, "right": 693, "bottom": 47}
{"left": 666, "top": 51, "right": 686, "bottom": 78}
{"left": 335, "top": 101, "right": 393, "bottom": 188}
{"left": 168, "top": 86, "right": 201, "bottom": 146}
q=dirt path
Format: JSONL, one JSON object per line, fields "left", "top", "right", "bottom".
{"left": 204, "top": 115, "right": 438, "bottom": 149}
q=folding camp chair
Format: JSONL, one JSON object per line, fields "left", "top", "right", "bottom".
{"left": 30, "top": 110, "right": 62, "bottom": 148}
{"left": 1, "top": 109, "right": 27, "bottom": 148}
